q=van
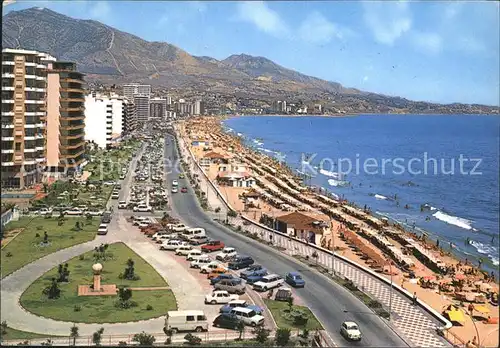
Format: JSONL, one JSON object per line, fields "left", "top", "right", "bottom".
{"left": 182, "top": 228, "right": 206, "bottom": 240}
{"left": 164, "top": 310, "right": 208, "bottom": 333}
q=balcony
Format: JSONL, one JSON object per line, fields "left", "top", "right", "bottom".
{"left": 63, "top": 78, "right": 84, "bottom": 84}
{"left": 1, "top": 86, "right": 14, "bottom": 91}
{"left": 1, "top": 149, "right": 14, "bottom": 154}
{"left": 60, "top": 97, "right": 85, "bottom": 103}
{"left": 2, "top": 73, "right": 14, "bottom": 78}
{"left": 60, "top": 115, "right": 85, "bottom": 121}
{"left": 60, "top": 106, "right": 84, "bottom": 112}
{"left": 36, "top": 157, "right": 46, "bottom": 163}
{"left": 66, "top": 124, "right": 85, "bottom": 130}
{"left": 2, "top": 136, "right": 14, "bottom": 141}
{"left": 2, "top": 61, "right": 15, "bottom": 66}
{"left": 25, "top": 100, "right": 45, "bottom": 104}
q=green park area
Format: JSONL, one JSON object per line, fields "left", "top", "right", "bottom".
{"left": 263, "top": 299, "right": 323, "bottom": 331}
{"left": 1, "top": 216, "right": 98, "bottom": 279}
{"left": 86, "top": 139, "right": 141, "bottom": 181}
{"left": 0, "top": 325, "right": 60, "bottom": 341}
{"left": 20, "top": 242, "right": 177, "bottom": 323}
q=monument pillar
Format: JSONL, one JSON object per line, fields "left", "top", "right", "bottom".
{"left": 92, "top": 263, "right": 103, "bottom": 292}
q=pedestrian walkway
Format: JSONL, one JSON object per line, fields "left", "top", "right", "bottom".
{"left": 229, "top": 216, "right": 449, "bottom": 348}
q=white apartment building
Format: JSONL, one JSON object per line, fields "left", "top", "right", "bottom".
{"left": 84, "top": 94, "right": 112, "bottom": 149}
{"left": 123, "top": 83, "right": 151, "bottom": 101}
{"left": 110, "top": 93, "right": 124, "bottom": 135}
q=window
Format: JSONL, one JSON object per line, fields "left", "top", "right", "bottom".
{"left": 197, "top": 315, "right": 206, "bottom": 321}
{"left": 186, "top": 316, "right": 195, "bottom": 322}
{"left": 15, "top": 143, "right": 21, "bottom": 151}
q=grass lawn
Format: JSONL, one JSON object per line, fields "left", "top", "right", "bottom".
{"left": 263, "top": 299, "right": 323, "bottom": 331}
{"left": 0, "top": 327, "right": 63, "bottom": 341}
{"left": 20, "top": 242, "right": 177, "bottom": 323}
{"left": 87, "top": 140, "right": 141, "bottom": 181}
{"left": 1, "top": 217, "right": 98, "bottom": 279}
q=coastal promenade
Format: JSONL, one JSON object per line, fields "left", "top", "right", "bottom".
{"left": 171, "top": 130, "right": 452, "bottom": 348}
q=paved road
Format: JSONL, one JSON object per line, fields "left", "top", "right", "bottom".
{"left": 165, "top": 134, "right": 410, "bottom": 348}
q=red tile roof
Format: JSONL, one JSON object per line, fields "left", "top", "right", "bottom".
{"left": 277, "top": 212, "right": 326, "bottom": 233}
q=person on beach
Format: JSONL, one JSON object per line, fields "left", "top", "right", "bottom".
{"left": 466, "top": 237, "right": 470, "bottom": 246}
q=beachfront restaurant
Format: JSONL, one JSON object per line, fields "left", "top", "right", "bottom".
{"left": 275, "top": 211, "right": 329, "bottom": 244}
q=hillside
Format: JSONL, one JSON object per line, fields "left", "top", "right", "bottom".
{"left": 2, "top": 7, "right": 498, "bottom": 113}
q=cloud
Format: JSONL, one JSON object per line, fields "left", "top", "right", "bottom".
{"left": 363, "top": 1, "right": 412, "bottom": 45}
{"left": 235, "top": 1, "right": 289, "bottom": 38}
{"left": 89, "top": 1, "right": 111, "bottom": 21}
{"left": 411, "top": 31, "right": 442, "bottom": 55}
{"left": 299, "top": 11, "right": 352, "bottom": 44}
{"left": 363, "top": 76, "right": 369, "bottom": 82}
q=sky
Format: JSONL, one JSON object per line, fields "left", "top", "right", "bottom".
{"left": 3, "top": 1, "right": 500, "bottom": 106}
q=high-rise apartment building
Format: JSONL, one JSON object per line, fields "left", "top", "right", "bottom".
{"left": 133, "top": 94, "right": 150, "bottom": 122}
{"left": 46, "top": 60, "right": 86, "bottom": 176}
{"left": 84, "top": 94, "right": 113, "bottom": 149}
{"left": 123, "top": 83, "right": 151, "bottom": 101}
{"left": 150, "top": 97, "right": 167, "bottom": 119}
{"left": 166, "top": 94, "right": 173, "bottom": 105}
{"left": 1, "top": 48, "right": 48, "bottom": 189}
{"left": 110, "top": 93, "right": 124, "bottom": 136}
{"left": 123, "top": 100, "right": 136, "bottom": 134}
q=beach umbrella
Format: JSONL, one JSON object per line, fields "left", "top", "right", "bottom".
{"left": 454, "top": 273, "right": 466, "bottom": 280}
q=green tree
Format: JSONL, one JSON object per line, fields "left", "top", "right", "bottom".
{"left": 275, "top": 328, "right": 291, "bottom": 347}
{"left": 43, "top": 278, "right": 61, "bottom": 299}
{"left": 132, "top": 332, "right": 155, "bottom": 346}
{"left": 70, "top": 324, "right": 79, "bottom": 346}
{"left": 287, "top": 296, "right": 294, "bottom": 312}
{"left": 252, "top": 326, "right": 270, "bottom": 344}
{"left": 184, "top": 333, "right": 201, "bottom": 345}
{"left": 92, "top": 327, "right": 104, "bottom": 346}
{"left": 1, "top": 321, "right": 8, "bottom": 335}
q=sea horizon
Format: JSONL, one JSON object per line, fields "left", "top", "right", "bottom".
{"left": 223, "top": 114, "right": 500, "bottom": 275}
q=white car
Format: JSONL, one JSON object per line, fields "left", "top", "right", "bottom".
{"left": 133, "top": 216, "right": 148, "bottom": 226}
{"left": 190, "top": 256, "right": 212, "bottom": 268}
{"left": 252, "top": 274, "right": 284, "bottom": 292}
{"left": 160, "top": 240, "right": 187, "bottom": 251}
{"left": 87, "top": 210, "right": 104, "bottom": 216}
{"left": 186, "top": 249, "right": 202, "bottom": 261}
{"left": 175, "top": 245, "right": 193, "bottom": 256}
{"left": 171, "top": 187, "right": 178, "bottom": 193}
{"left": 230, "top": 307, "right": 265, "bottom": 327}
{"left": 39, "top": 208, "right": 53, "bottom": 216}
{"left": 155, "top": 235, "right": 172, "bottom": 244}
{"left": 152, "top": 232, "right": 168, "bottom": 241}
{"left": 133, "top": 205, "right": 152, "bottom": 212}
{"left": 97, "top": 224, "right": 109, "bottom": 235}
{"left": 64, "top": 208, "right": 83, "bottom": 216}
{"left": 200, "top": 261, "right": 223, "bottom": 274}
{"left": 169, "top": 224, "right": 189, "bottom": 233}
{"left": 340, "top": 321, "right": 362, "bottom": 341}
{"left": 137, "top": 221, "right": 150, "bottom": 228}
{"left": 204, "top": 291, "right": 239, "bottom": 305}
{"left": 216, "top": 247, "right": 237, "bottom": 261}
{"left": 172, "top": 180, "right": 179, "bottom": 186}
{"left": 118, "top": 201, "right": 128, "bottom": 209}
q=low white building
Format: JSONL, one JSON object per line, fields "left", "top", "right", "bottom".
{"left": 216, "top": 171, "right": 255, "bottom": 188}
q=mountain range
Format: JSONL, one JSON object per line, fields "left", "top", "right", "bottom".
{"left": 2, "top": 7, "right": 497, "bottom": 114}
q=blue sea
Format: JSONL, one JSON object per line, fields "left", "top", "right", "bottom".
{"left": 223, "top": 115, "right": 500, "bottom": 275}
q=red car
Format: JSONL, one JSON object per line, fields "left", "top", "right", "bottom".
{"left": 181, "top": 187, "right": 188, "bottom": 193}
{"left": 201, "top": 240, "right": 225, "bottom": 252}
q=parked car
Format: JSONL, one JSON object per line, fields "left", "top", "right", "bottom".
{"left": 188, "top": 235, "right": 210, "bottom": 246}
{"left": 39, "top": 207, "right": 53, "bottom": 216}
{"left": 285, "top": 272, "right": 306, "bottom": 288}
{"left": 151, "top": 232, "right": 168, "bottom": 241}
{"left": 87, "top": 210, "right": 104, "bottom": 216}
{"left": 210, "top": 274, "right": 235, "bottom": 285}
{"left": 214, "top": 278, "right": 246, "bottom": 294}
{"left": 201, "top": 240, "right": 225, "bottom": 252}
{"left": 240, "top": 265, "right": 266, "bottom": 280}
{"left": 111, "top": 192, "right": 120, "bottom": 200}
{"left": 101, "top": 212, "right": 112, "bottom": 224}
{"left": 181, "top": 187, "right": 188, "bottom": 193}
{"left": 200, "top": 261, "right": 222, "bottom": 274}
{"left": 340, "top": 321, "right": 362, "bottom": 341}
{"left": 252, "top": 274, "right": 284, "bottom": 292}
{"left": 229, "top": 307, "right": 264, "bottom": 327}
{"left": 118, "top": 201, "right": 128, "bottom": 209}
{"left": 64, "top": 208, "right": 83, "bottom": 216}
{"left": 190, "top": 256, "right": 212, "bottom": 269}
{"left": 186, "top": 249, "right": 203, "bottom": 261}
{"left": 228, "top": 256, "right": 254, "bottom": 270}
{"left": 172, "top": 180, "right": 179, "bottom": 186}
{"left": 169, "top": 224, "right": 189, "bottom": 233}
{"left": 207, "top": 267, "right": 228, "bottom": 279}
{"left": 212, "top": 314, "right": 243, "bottom": 330}
{"left": 97, "top": 224, "right": 109, "bottom": 235}
{"left": 133, "top": 205, "right": 153, "bottom": 212}
{"left": 246, "top": 272, "right": 269, "bottom": 285}
{"left": 171, "top": 187, "right": 178, "bottom": 193}
{"left": 216, "top": 247, "right": 237, "bottom": 261}
{"left": 160, "top": 240, "right": 187, "bottom": 251}
{"left": 219, "top": 300, "right": 263, "bottom": 315}
{"left": 204, "top": 291, "right": 239, "bottom": 304}
{"left": 175, "top": 245, "right": 194, "bottom": 256}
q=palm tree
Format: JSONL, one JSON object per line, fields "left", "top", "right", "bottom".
{"left": 70, "top": 324, "right": 79, "bottom": 346}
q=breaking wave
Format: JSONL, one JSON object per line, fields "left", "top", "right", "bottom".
{"left": 433, "top": 211, "right": 474, "bottom": 230}
{"left": 470, "top": 240, "right": 499, "bottom": 266}
{"left": 374, "top": 194, "right": 388, "bottom": 200}
{"left": 328, "top": 179, "right": 349, "bottom": 187}
{"left": 319, "top": 169, "right": 341, "bottom": 179}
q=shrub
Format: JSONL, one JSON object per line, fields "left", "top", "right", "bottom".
{"left": 253, "top": 326, "right": 270, "bottom": 344}
{"left": 74, "top": 305, "right": 82, "bottom": 312}
{"left": 214, "top": 207, "right": 221, "bottom": 213}
{"left": 1, "top": 321, "right": 8, "bottom": 335}
{"left": 227, "top": 210, "right": 237, "bottom": 217}
{"left": 92, "top": 327, "right": 104, "bottom": 346}
{"left": 35, "top": 233, "right": 40, "bottom": 238}
{"left": 146, "top": 304, "right": 153, "bottom": 311}
{"left": 6, "top": 252, "right": 12, "bottom": 258}
{"left": 132, "top": 332, "right": 155, "bottom": 346}
{"left": 184, "top": 333, "right": 202, "bottom": 345}
{"left": 275, "top": 328, "right": 291, "bottom": 346}
{"left": 79, "top": 255, "right": 85, "bottom": 261}
{"left": 118, "top": 341, "right": 127, "bottom": 346}
{"left": 236, "top": 225, "right": 242, "bottom": 231}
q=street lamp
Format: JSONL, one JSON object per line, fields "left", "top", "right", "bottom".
{"left": 389, "top": 261, "right": 393, "bottom": 322}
